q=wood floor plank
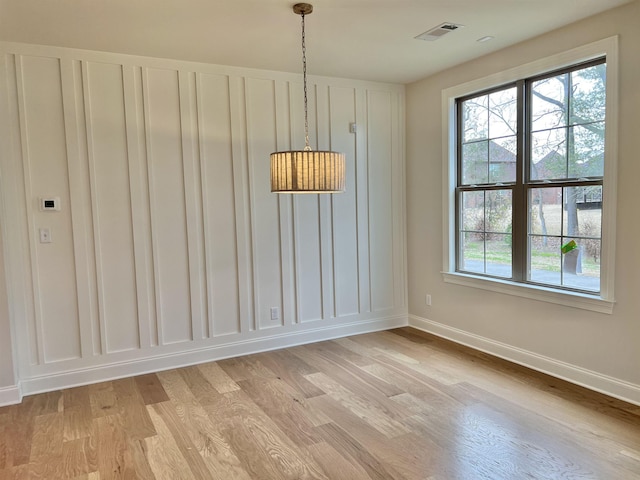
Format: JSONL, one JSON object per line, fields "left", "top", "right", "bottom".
{"left": 316, "top": 422, "right": 397, "bottom": 480}
{"left": 305, "top": 372, "right": 410, "bottom": 438}
{"left": 295, "top": 341, "right": 405, "bottom": 398}
{"left": 205, "top": 390, "right": 329, "bottom": 480}
{"left": 251, "top": 349, "right": 325, "bottom": 398}
{"left": 63, "top": 387, "right": 94, "bottom": 442}
{"left": 64, "top": 406, "right": 94, "bottom": 442}
{"left": 178, "top": 366, "right": 221, "bottom": 405}
{"left": 144, "top": 405, "right": 199, "bottom": 480}
{"left": 112, "top": 378, "right": 157, "bottom": 440}
{"left": 89, "top": 383, "right": 120, "bottom": 419}
{"left": 124, "top": 438, "right": 155, "bottom": 480}
{"left": 307, "top": 441, "right": 372, "bottom": 480}
{"left": 308, "top": 393, "right": 442, "bottom": 479}
{"left": 156, "top": 370, "right": 253, "bottom": 480}
{"left": 196, "top": 362, "right": 240, "bottom": 394}
{"left": 5, "top": 400, "right": 36, "bottom": 466}
{"left": 237, "top": 376, "right": 323, "bottom": 446}
{"left": 0, "top": 425, "right": 6, "bottom": 470}
{"left": 216, "top": 355, "right": 277, "bottom": 383}
{"left": 29, "top": 411, "right": 64, "bottom": 460}
{"left": 134, "top": 374, "right": 170, "bottom": 405}
{"left": 20, "top": 453, "right": 67, "bottom": 479}
{"left": 151, "top": 401, "right": 229, "bottom": 480}
{"left": 61, "top": 437, "right": 95, "bottom": 478}
{"left": 93, "top": 414, "right": 137, "bottom": 479}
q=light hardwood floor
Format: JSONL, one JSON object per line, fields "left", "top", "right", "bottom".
{"left": 1, "top": 327, "right": 639, "bottom": 479}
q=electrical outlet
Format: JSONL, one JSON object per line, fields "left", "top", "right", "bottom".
{"left": 426, "top": 294, "right": 432, "bottom": 306}
{"left": 270, "top": 307, "right": 280, "bottom": 320}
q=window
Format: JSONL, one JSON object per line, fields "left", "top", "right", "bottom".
{"left": 442, "top": 38, "right": 618, "bottom": 313}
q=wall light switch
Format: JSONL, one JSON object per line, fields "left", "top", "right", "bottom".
{"left": 270, "top": 307, "right": 280, "bottom": 320}
{"left": 39, "top": 228, "right": 52, "bottom": 243}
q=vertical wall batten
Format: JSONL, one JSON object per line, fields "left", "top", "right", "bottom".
{"left": 197, "top": 72, "right": 241, "bottom": 337}
{"left": 275, "top": 79, "right": 296, "bottom": 327}
{"left": 141, "top": 67, "right": 164, "bottom": 347}
{"left": 316, "top": 84, "right": 336, "bottom": 320}
{"left": 12, "top": 55, "right": 42, "bottom": 365}
{"left": 123, "top": 65, "right": 157, "bottom": 349}
{"left": 392, "top": 92, "right": 407, "bottom": 308}
{"left": 244, "top": 78, "right": 260, "bottom": 331}
{"left": 356, "top": 88, "right": 371, "bottom": 314}
{"left": 0, "top": 53, "right": 38, "bottom": 373}
{"left": 178, "top": 70, "right": 206, "bottom": 341}
{"left": 144, "top": 67, "right": 192, "bottom": 345}
{"left": 228, "top": 75, "right": 255, "bottom": 335}
{"left": 329, "top": 86, "right": 359, "bottom": 318}
{"left": 245, "top": 78, "right": 283, "bottom": 330}
{"left": 367, "top": 90, "right": 395, "bottom": 312}
{"left": 61, "top": 58, "right": 100, "bottom": 357}
{"left": 195, "top": 72, "right": 214, "bottom": 339}
{"left": 81, "top": 60, "right": 107, "bottom": 355}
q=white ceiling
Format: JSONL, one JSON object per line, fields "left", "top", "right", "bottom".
{"left": 0, "top": 0, "right": 633, "bottom": 84}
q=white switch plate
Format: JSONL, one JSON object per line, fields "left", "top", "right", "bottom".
{"left": 270, "top": 307, "right": 279, "bottom": 320}
{"left": 39, "top": 228, "right": 52, "bottom": 243}
{"left": 426, "top": 294, "right": 432, "bottom": 306}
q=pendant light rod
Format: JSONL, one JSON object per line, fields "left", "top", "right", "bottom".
{"left": 297, "top": 3, "right": 312, "bottom": 151}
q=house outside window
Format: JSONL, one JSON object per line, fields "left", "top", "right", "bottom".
{"left": 442, "top": 38, "right": 618, "bottom": 314}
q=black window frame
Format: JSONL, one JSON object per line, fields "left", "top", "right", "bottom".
{"left": 454, "top": 57, "right": 606, "bottom": 295}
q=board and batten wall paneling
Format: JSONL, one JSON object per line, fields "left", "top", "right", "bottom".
{"left": 0, "top": 43, "right": 406, "bottom": 396}
{"left": 16, "top": 55, "right": 82, "bottom": 363}
{"left": 329, "top": 86, "right": 360, "bottom": 318}
{"left": 316, "top": 85, "right": 337, "bottom": 321}
{"left": 83, "top": 61, "right": 140, "bottom": 353}
{"left": 178, "top": 71, "right": 208, "bottom": 342}
{"left": 289, "top": 82, "right": 324, "bottom": 324}
{"left": 367, "top": 90, "right": 396, "bottom": 312}
{"left": 143, "top": 67, "right": 193, "bottom": 345}
{"left": 196, "top": 72, "right": 241, "bottom": 337}
{"left": 245, "top": 77, "right": 284, "bottom": 330}
{"left": 122, "top": 65, "right": 158, "bottom": 349}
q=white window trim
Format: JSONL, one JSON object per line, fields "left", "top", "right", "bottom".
{"left": 441, "top": 36, "right": 618, "bottom": 314}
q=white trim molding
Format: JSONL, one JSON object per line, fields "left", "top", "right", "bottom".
{"left": 0, "top": 384, "right": 22, "bottom": 407}
{"left": 409, "top": 314, "right": 640, "bottom": 406}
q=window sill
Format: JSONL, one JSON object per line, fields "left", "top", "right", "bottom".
{"left": 442, "top": 272, "right": 614, "bottom": 314}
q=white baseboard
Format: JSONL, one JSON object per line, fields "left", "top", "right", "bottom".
{"left": 0, "top": 384, "right": 22, "bottom": 407}
{"left": 409, "top": 314, "right": 640, "bottom": 406}
{"left": 19, "top": 315, "right": 409, "bottom": 399}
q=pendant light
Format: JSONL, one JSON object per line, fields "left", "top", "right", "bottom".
{"left": 270, "top": 3, "right": 346, "bottom": 194}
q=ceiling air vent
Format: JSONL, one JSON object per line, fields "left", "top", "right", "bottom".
{"left": 415, "top": 22, "right": 464, "bottom": 41}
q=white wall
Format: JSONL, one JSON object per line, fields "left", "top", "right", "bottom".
{"left": 0, "top": 43, "right": 406, "bottom": 401}
{"left": 406, "top": 1, "right": 640, "bottom": 403}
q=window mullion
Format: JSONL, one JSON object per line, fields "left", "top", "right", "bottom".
{"left": 512, "top": 79, "right": 527, "bottom": 282}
